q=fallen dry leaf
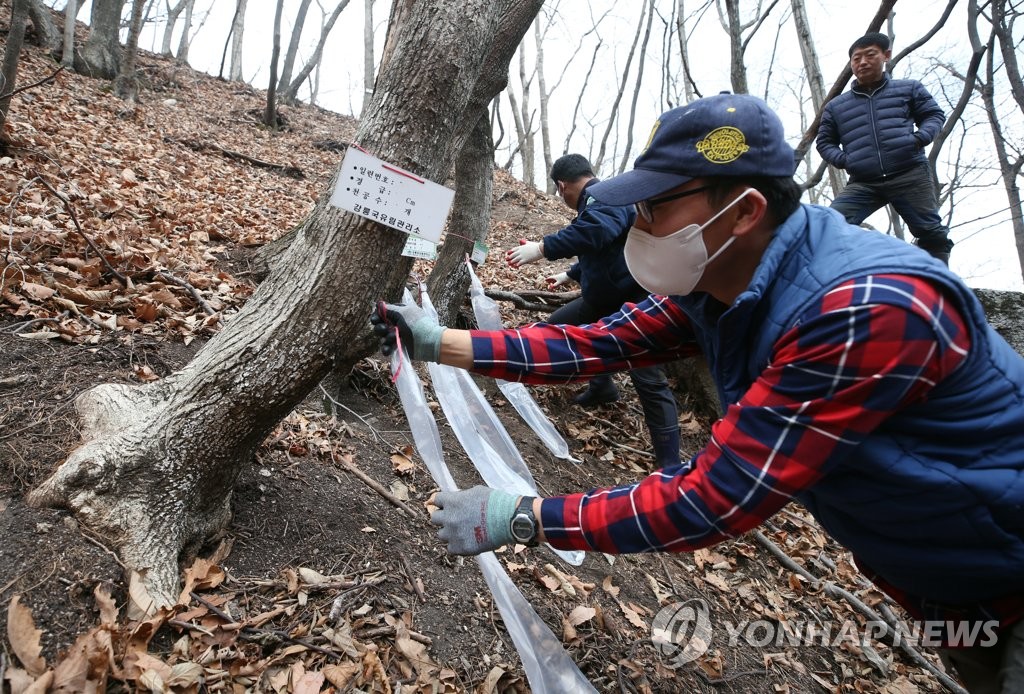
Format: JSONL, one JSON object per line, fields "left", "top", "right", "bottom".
{"left": 6, "top": 595, "right": 47, "bottom": 677}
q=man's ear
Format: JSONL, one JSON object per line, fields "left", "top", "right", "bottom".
{"left": 732, "top": 188, "right": 769, "bottom": 238}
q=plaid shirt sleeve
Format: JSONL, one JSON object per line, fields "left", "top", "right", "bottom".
{"left": 471, "top": 294, "right": 703, "bottom": 383}
{"left": 533, "top": 274, "right": 972, "bottom": 553}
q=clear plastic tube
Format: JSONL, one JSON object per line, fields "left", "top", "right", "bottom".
{"left": 386, "top": 329, "right": 596, "bottom": 693}
{"left": 466, "top": 261, "right": 579, "bottom": 464}
{"left": 418, "top": 287, "right": 584, "bottom": 567}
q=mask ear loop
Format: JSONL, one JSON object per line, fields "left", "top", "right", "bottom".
{"left": 694, "top": 188, "right": 755, "bottom": 271}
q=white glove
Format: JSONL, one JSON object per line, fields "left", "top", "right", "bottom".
{"left": 506, "top": 239, "right": 544, "bottom": 268}
{"left": 546, "top": 272, "right": 572, "bottom": 289}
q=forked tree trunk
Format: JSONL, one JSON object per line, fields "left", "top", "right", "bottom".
{"left": 75, "top": 0, "right": 126, "bottom": 79}
{"left": 426, "top": 108, "right": 494, "bottom": 327}
{"left": 282, "top": 0, "right": 351, "bottom": 104}
{"left": 277, "top": 0, "right": 313, "bottom": 97}
{"left": 29, "top": 0, "right": 543, "bottom": 608}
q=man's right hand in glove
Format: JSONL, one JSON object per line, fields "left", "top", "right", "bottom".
{"left": 370, "top": 301, "right": 445, "bottom": 362}
{"left": 505, "top": 239, "right": 544, "bottom": 268}
{"left": 546, "top": 272, "right": 572, "bottom": 289}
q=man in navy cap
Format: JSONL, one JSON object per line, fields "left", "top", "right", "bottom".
{"left": 816, "top": 32, "right": 953, "bottom": 264}
{"left": 373, "top": 93, "right": 1024, "bottom": 690}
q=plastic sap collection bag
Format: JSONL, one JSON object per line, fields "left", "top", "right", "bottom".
{"left": 466, "top": 260, "right": 580, "bottom": 464}
{"left": 415, "top": 287, "right": 584, "bottom": 566}
{"left": 386, "top": 339, "right": 596, "bottom": 693}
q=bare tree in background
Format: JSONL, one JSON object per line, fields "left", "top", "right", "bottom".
{"left": 265, "top": 0, "right": 285, "bottom": 129}
{"left": 790, "top": 0, "right": 845, "bottom": 196}
{"left": 76, "top": 0, "right": 127, "bottom": 79}
{"left": 281, "top": 0, "right": 351, "bottom": 105}
{"left": 26, "top": 0, "right": 61, "bottom": 54}
{"left": 113, "top": 0, "right": 147, "bottom": 102}
{"left": 362, "top": 0, "right": 375, "bottom": 116}
{"left": 717, "top": 0, "right": 781, "bottom": 95}
{"left": 28, "top": 0, "right": 543, "bottom": 607}
{"left": 277, "top": 0, "right": 314, "bottom": 98}
{"left": 1, "top": 0, "right": 30, "bottom": 149}
{"left": 508, "top": 46, "right": 537, "bottom": 186}
{"left": 161, "top": 0, "right": 190, "bottom": 57}
{"left": 61, "top": 0, "right": 79, "bottom": 68}
{"left": 228, "top": 0, "right": 247, "bottom": 81}
{"left": 173, "top": 0, "right": 195, "bottom": 63}
{"left": 593, "top": 3, "right": 647, "bottom": 174}
{"left": 617, "top": 0, "right": 655, "bottom": 174}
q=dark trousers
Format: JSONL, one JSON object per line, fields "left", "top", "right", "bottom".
{"left": 548, "top": 297, "right": 679, "bottom": 450}
{"left": 831, "top": 163, "right": 953, "bottom": 254}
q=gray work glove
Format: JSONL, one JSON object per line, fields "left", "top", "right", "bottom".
{"left": 430, "top": 485, "right": 517, "bottom": 555}
{"left": 370, "top": 300, "right": 445, "bottom": 362}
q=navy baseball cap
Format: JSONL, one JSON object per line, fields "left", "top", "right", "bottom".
{"left": 589, "top": 93, "right": 797, "bottom": 205}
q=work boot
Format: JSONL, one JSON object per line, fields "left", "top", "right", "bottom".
{"left": 651, "top": 428, "right": 681, "bottom": 466}
{"left": 573, "top": 376, "right": 619, "bottom": 407}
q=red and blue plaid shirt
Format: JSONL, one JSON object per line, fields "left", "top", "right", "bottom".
{"left": 472, "top": 274, "right": 971, "bottom": 554}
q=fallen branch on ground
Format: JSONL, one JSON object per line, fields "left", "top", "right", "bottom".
{"left": 483, "top": 288, "right": 579, "bottom": 313}
{"left": 164, "top": 136, "right": 304, "bottom": 179}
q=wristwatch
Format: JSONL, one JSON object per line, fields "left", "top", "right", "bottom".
{"left": 509, "top": 496, "right": 539, "bottom": 547}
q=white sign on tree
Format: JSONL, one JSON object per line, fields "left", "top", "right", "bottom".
{"left": 330, "top": 147, "right": 455, "bottom": 243}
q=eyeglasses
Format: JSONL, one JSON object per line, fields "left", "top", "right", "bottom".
{"left": 635, "top": 184, "right": 713, "bottom": 223}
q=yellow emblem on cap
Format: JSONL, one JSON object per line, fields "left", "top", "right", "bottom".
{"left": 696, "top": 126, "right": 749, "bottom": 164}
{"left": 641, "top": 119, "right": 662, "bottom": 153}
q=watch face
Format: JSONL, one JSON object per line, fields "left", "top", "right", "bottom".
{"left": 511, "top": 514, "right": 535, "bottom": 543}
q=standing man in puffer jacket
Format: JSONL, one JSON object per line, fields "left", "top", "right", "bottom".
{"left": 816, "top": 32, "right": 954, "bottom": 264}
{"left": 505, "top": 153, "right": 681, "bottom": 466}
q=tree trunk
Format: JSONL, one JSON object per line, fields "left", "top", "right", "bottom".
{"left": 790, "top": 0, "right": 845, "bottom": 196}
{"left": 722, "top": 0, "right": 747, "bottom": 94}
{"left": 617, "top": 0, "right": 655, "bottom": 174}
{"left": 283, "top": 0, "right": 351, "bottom": 104}
{"left": 534, "top": 19, "right": 554, "bottom": 194}
{"left": 515, "top": 48, "right": 535, "bottom": 186}
{"left": 1, "top": 0, "right": 30, "bottom": 145}
{"left": 981, "top": 37, "right": 1024, "bottom": 284}
{"left": 229, "top": 0, "right": 247, "bottom": 81}
{"left": 361, "top": 0, "right": 375, "bottom": 116}
{"left": 265, "top": 0, "right": 285, "bottom": 129}
{"left": 675, "top": 0, "right": 697, "bottom": 103}
{"left": 174, "top": 0, "right": 195, "bottom": 63}
{"left": 113, "top": 0, "right": 147, "bottom": 102}
{"left": 26, "top": 0, "right": 61, "bottom": 54}
{"left": 426, "top": 109, "right": 494, "bottom": 327}
{"left": 594, "top": 2, "right": 645, "bottom": 174}
{"left": 161, "top": 0, "right": 188, "bottom": 57}
{"left": 76, "top": 0, "right": 126, "bottom": 80}
{"left": 277, "top": 0, "right": 313, "bottom": 100}
{"left": 28, "top": 0, "right": 544, "bottom": 607}
{"left": 61, "top": 0, "right": 78, "bottom": 68}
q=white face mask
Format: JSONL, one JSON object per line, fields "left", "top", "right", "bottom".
{"left": 624, "top": 188, "right": 753, "bottom": 296}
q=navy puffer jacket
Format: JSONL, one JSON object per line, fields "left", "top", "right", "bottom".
{"left": 816, "top": 74, "right": 945, "bottom": 182}
{"left": 541, "top": 179, "right": 646, "bottom": 312}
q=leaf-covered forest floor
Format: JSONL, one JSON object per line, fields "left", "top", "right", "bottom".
{"left": 1, "top": 13, "right": 955, "bottom": 694}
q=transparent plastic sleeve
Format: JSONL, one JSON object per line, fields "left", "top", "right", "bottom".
{"left": 466, "top": 261, "right": 579, "bottom": 464}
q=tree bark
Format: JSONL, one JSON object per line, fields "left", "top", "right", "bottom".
{"left": 362, "top": 0, "right": 375, "bottom": 116}
{"left": 113, "top": 0, "right": 147, "bottom": 102}
{"left": 61, "top": 0, "right": 78, "bottom": 68}
{"left": 1, "top": 0, "right": 30, "bottom": 144}
{"left": 174, "top": 0, "right": 195, "bottom": 64}
{"left": 980, "top": 36, "right": 1024, "bottom": 284}
{"left": 617, "top": 0, "right": 655, "bottom": 174}
{"left": 265, "top": 0, "right": 285, "bottom": 129}
{"left": 534, "top": 18, "right": 553, "bottom": 194}
{"left": 28, "top": 0, "right": 544, "bottom": 607}
{"left": 161, "top": 0, "right": 189, "bottom": 57}
{"left": 26, "top": 0, "right": 61, "bottom": 54}
{"left": 426, "top": 109, "right": 494, "bottom": 327}
{"left": 229, "top": 0, "right": 247, "bottom": 81}
{"left": 75, "top": 0, "right": 126, "bottom": 80}
{"left": 594, "top": 2, "right": 645, "bottom": 173}
{"left": 277, "top": 0, "right": 314, "bottom": 99}
{"left": 283, "top": 0, "right": 351, "bottom": 104}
